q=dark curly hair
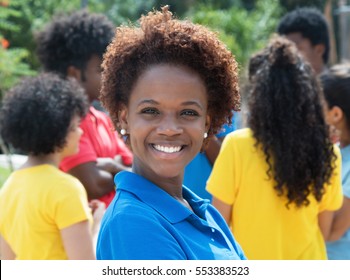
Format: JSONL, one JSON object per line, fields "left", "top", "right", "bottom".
{"left": 36, "top": 10, "right": 115, "bottom": 77}
{"left": 320, "top": 64, "right": 350, "bottom": 131}
{"left": 100, "top": 6, "right": 240, "bottom": 137}
{"left": 277, "top": 7, "right": 330, "bottom": 64}
{"left": 0, "top": 73, "right": 88, "bottom": 156}
{"left": 248, "top": 36, "right": 336, "bottom": 207}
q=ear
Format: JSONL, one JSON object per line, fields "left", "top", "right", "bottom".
{"left": 314, "top": 44, "right": 325, "bottom": 59}
{"left": 67, "top": 66, "right": 82, "bottom": 82}
{"left": 329, "top": 106, "right": 344, "bottom": 125}
{"left": 118, "top": 104, "right": 129, "bottom": 130}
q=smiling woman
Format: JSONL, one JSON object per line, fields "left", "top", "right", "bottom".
{"left": 96, "top": 6, "right": 244, "bottom": 260}
{"left": 123, "top": 64, "right": 209, "bottom": 182}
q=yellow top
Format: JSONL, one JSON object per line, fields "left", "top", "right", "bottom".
{"left": 207, "top": 128, "right": 343, "bottom": 260}
{"left": 0, "top": 164, "right": 92, "bottom": 260}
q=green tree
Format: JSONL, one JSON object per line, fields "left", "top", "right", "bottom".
{"left": 1, "top": 0, "right": 81, "bottom": 70}
{"left": 0, "top": 0, "right": 36, "bottom": 99}
{"left": 279, "top": 0, "right": 327, "bottom": 11}
{"left": 190, "top": 0, "right": 282, "bottom": 69}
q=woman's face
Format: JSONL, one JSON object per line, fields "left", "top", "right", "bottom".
{"left": 120, "top": 64, "right": 210, "bottom": 182}
{"left": 61, "top": 115, "right": 83, "bottom": 158}
{"left": 323, "top": 102, "right": 342, "bottom": 144}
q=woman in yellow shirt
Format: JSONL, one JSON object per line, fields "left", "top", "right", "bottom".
{"left": 0, "top": 73, "right": 104, "bottom": 259}
{"left": 207, "top": 36, "right": 343, "bottom": 260}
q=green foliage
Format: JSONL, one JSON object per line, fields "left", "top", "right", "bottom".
{"left": 89, "top": 0, "right": 200, "bottom": 24}
{"left": 1, "top": 0, "right": 81, "bottom": 70}
{"left": 0, "top": 1, "right": 36, "bottom": 98}
{"left": 190, "top": 0, "right": 282, "bottom": 70}
{"left": 0, "top": 46, "right": 36, "bottom": 97}
{"left": 0, "top": 2, "right": 21, "bottom": 32}
{"left": 88, "top": 0, "right": 154, "bottom": 26}
{"left": 279, "top": 0, "right": 327, "bottom": 11}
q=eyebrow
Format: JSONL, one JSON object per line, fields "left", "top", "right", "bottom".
{"left": 181, "top": 101, "right": 204, "bottom": 110}
{"left": 137, "top": 99, "right": 159, "bottom": 107}
{"left": 137, "top": 99, "right": 204, "bottom": 110}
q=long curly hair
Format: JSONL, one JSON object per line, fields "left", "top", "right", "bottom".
{"left": 0, "top": 73, "right": 88, "bottom": 155}
{"left": 100, "top": 6, "right": 240, "bottom": 137}
{"left": 36, "top": 10, "right": 114, "bottom": 76}
{"left": 248, "top": 36, "right": 336, "bottom": 207}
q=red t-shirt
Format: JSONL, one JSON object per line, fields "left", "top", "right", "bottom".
{"left": 60, "top": 106, "right": 133, "bottom": 206}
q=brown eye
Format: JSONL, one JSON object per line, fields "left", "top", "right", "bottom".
{"left": 141, "top": 108, "right": 159, "bottom": 115}
{"left": 181, "top": 110, "right": 199, "bottom": 116}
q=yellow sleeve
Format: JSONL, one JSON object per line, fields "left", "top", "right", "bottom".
{"left": 319, "top": 145, "right": 343, "bottom": 212}
{"left": 51, "top": 177, "right": 92, "bottom": 229}
{"left": 206, "top": 133, "right": 237, "bottom": 205}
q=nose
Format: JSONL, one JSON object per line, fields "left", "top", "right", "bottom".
{"left": 156, "top": 114, "right": 183, "bottom": 136}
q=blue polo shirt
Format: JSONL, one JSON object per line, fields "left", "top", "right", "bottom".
{"left": 327, "top": 145, "right": 350, "bottom": 259}
{"left": 96, "top": 171, "right": 246, "bottom": 260}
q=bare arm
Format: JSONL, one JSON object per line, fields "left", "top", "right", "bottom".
{"left": 327, "top": 197, "right": 350, "bottom": 241}
{"left": 68, "top": 158, "right": 129, "bottom": 200}
{"left": 211, "top": 196, "right": 233, "bottom": 226}
{"left": 0, "top": 234, "right": 16, "bottom": 260}
{"left": 89, "top": 200, "right": 106, "bottom": 249}
{"left": 60, "top": 220, "right": 95, "bottom": 260}
{"left": 318, "top": 210, "right": 335, "bottom": 241}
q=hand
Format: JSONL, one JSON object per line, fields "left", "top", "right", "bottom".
{"left": 96, "top": 156, "right": 131, "bottom": 174}
{"left": 114, "top": 155, "right": 132, "bottom": 172}
{"left": 89, "top": 199, "right": 106, "bottom": 226}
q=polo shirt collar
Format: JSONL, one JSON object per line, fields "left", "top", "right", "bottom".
{"left": 115, "top": 171, "right": 210, "bottom": 224}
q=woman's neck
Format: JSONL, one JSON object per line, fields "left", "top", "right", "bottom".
{"left": 132, "top": 162, "right": 184, "bottom": 195}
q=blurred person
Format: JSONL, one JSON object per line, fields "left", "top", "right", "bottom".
{"left": 207, "top": 36, "right": 342, "bottom": 260}
{"left": 277, "top": 7, "right": 339, "bottom": 143}
{"left": 277, "top": 7, "right": 330, "bottom": 75}
{"left": 96, "top": 7, "right": 245, "bottom": 260}
{"left": 36, "top": 10, "right": 132, "bottom": 207}
{"left": 321, "top": 64, "right": 350, "bottom": 259}
{"left": 0, "top": 73, "right": 104, "bottom": 259}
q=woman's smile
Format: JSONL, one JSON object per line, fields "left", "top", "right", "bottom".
{"left": 152, "top": 144, "right": 184, "bottom": 153}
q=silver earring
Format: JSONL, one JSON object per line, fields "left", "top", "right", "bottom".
{"left": 204, "top": 132, "right": 208, "bottom": 139}
{"left": 120, "top": 128, "right": 126, "bottom": 135}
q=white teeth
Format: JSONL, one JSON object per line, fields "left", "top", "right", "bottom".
{"left": 154, "top": 145, "right": 181, "bottom": 153}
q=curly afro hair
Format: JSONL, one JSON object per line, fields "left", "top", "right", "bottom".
{"left": 277, "top": 7, "right": 330, "bottom": 64}
{"left": 36, "top": 9, "right": 115, "bottom": 76}
{"left": 100, "top": 6, "right": 240, "bottom": 137}
{"left": 320, "top": 64, "right": 350, "bottom": 131}
{"left": 248, "top": 36, "right": 336, "bottom": 207}
{"left": 0, "top": 73, "right": 88, "bottom": 156}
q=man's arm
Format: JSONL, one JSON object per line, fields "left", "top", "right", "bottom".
{"left": 68, "top": 161, "right": 118, "bottom": 200}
